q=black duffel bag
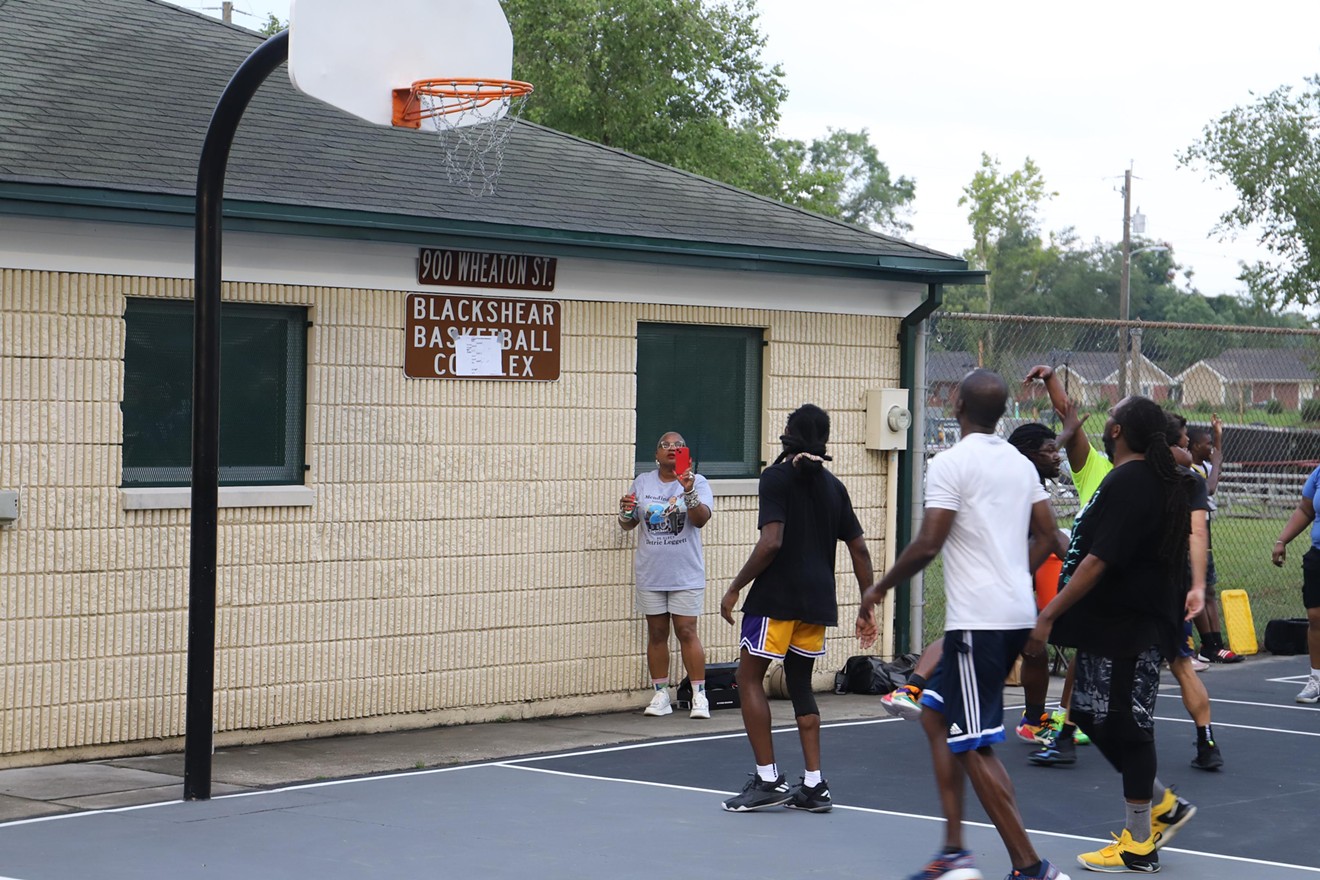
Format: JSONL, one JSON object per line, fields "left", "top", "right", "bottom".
{"left": 1264, "top": 618, "right": 1310, "bottom": 655}
{"left": 834, "top": 653, "right": 919, "bottom": 695}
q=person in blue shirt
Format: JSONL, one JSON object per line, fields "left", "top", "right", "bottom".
{"left": 1270, "top": 463, "right": 1320, "bottom": 703}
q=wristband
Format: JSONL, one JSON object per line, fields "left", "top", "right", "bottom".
{"left": 683, "top": 490, "right": 700, "bottom": 509}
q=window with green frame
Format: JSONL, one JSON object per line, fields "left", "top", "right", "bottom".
{"left": 122, "top": 298, "right": 308, "bottom": 487}
{"left": 635, "top": 323, "right": 763, "bottom": 478}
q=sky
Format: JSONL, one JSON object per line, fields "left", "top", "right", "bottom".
{"left": 171, "top": 0, "right": 1320, "bottom": 300}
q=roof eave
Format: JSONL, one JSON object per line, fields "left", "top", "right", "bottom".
{"left": 0, "top": 181, "right": 983, "bottom": 284}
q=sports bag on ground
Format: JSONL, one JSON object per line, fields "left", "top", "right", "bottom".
{"left": 833, "top": 653, "right": 918, "bottom": 695}
{"left": 1264, "top": 618, "right": 1309, "bottom": 655}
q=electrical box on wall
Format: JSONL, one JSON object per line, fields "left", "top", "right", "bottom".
{"left": 0, "top": 490, "right": 18, "bottom": 525}
{"left": 865, "top": 389, "right": 912, "bottom": 451}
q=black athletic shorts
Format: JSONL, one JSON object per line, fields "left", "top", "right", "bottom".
{"left": 1302, "top": 548, "right": 1320, "bottom": 609}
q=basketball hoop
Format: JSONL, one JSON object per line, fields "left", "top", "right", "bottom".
{"left": 392, "top": 78, "right": 533, "bottom": 196}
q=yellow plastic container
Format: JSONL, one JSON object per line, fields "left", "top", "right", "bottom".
{"left": 1220, "top": 588, "right": 1258, "bottom": 656}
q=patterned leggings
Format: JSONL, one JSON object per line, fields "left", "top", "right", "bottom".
{"left": 1070, "top": 647, "right": 1162, "bottom": 801}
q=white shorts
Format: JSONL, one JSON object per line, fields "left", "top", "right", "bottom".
{"left": 636, "top": 587, "right": 704, "bottom": 617}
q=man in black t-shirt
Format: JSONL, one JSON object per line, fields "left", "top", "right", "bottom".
{"left": 1028, "top": 397, "right": 1205, "bottom": 873}
{"left": 718, "top": 404, "right": 873, "bottom": 813}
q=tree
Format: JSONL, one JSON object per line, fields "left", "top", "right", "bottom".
{"left": 504, "top": 0, "right": 785, "bottom": 179}
{"left": 956, "top": 153, "right": 1054, "bottom": 315}
{"left": 259, "top": 14, "right": 285, "bottom": 36}
{"left": 1181, "top": 75, "right": 1320, "bottom": 308}
{"left": 502, "top": 0, "right": 913, "bottom": 228}
{"left": 772, "top": 129, "right": 915, "bottom": 234}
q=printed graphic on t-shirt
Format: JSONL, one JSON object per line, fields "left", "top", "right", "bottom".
{"left": 1060, "top": 485, "right": 1100, "bottom": 589}
{"left": 643, "top": 496, "right": 688, "bottom": 542}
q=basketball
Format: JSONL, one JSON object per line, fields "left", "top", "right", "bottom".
{"left": 764, "top": 660, "right": 790, "bottom": 699}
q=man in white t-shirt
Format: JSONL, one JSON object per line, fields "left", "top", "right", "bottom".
{"left": 857, "top": 369, "right": 1067, "bottom": 880}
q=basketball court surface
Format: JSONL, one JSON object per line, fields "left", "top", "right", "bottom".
{"left": 0, "top": 655, "right": 1315, "bottom": 878}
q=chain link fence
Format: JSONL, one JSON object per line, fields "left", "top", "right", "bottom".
{"left": 918, "top": 312, "right": 1320, "bottom": 652}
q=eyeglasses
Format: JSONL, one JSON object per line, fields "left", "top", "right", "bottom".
{"left": 658, "top": 440, "right": 687, "bottom": 450}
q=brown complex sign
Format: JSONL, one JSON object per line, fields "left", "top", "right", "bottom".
{"left": 404, "top": 292, "right": 561, "bottom": 381}
{"left": 417, "top": 247, "right": 557, "bottom": 292}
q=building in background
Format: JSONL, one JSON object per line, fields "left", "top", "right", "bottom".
{"left": 1177, "top": 348, "right": 1319, "bottom": 410}
{"left": 0, "top": 0, "right": 974, "bottom": 763}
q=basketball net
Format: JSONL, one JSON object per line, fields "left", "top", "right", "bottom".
{"left": 395, "top": 80, "right": 532, "bottom": 196}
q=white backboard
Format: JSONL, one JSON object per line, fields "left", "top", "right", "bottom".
{"left": 288, "top": 0, "right": 515, "bottom": 127}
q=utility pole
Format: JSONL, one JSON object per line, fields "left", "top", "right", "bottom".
{"left": 1118, "top": 166, "right": 1132, "bottom": 401}
{"left": 1131, "top": 326, "right": 1143, "bottom": 395}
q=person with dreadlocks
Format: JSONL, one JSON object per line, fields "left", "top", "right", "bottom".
{"left": 857, "top": 370, "right": 1068, "bottom": 880}
{"left": 719, "top": 404, "right": 874, "bottom": 814}
{"left": 1025, "top": 396, "right": 1206, "bottom": 873}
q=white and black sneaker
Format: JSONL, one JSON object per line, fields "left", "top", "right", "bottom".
{"left": 643, "top": 689, "right": 672, "bottom": 716}
{"left": 721, "top": 774, "right": 791, "bottom": 812}
{"left": 784, "top": 778, "right": 832, "bottom": 813}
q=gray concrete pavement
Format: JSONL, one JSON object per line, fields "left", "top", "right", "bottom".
{"left": 0, "top": 690, "right": 902, "bottom": 823}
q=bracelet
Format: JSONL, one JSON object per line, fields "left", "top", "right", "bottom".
{"left": 683, "top": 490, "right": 700, "bottom": 508}
{"left": 1275, "top": 539, "right": 1286, "bottom": 545}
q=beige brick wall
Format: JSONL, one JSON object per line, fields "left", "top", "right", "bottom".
{"left": 0, "top": 269, "right": 902, "bottom": 762}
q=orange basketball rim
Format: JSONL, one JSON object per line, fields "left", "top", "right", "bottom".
{"left": 392, "top": 78, "right": 534, "bottom": 129}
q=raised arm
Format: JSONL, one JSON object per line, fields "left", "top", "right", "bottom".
{"left": 1025, "top": 365, "right": 1090, "bottom": 473}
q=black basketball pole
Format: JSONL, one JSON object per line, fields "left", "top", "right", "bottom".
{"left": 185, "top": 29, "right": 289, "bottom": 802}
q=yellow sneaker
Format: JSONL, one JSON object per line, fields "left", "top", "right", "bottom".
{"left": 1076, "top": 828, "right": 1160, "bottom": 873}
{"left": 1151, "top": 787, "right": 1196, "bottom": 849}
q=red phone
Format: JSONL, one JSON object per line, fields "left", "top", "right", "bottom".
{"left": 673, "top": 446, "right": 691, "bottom": 474}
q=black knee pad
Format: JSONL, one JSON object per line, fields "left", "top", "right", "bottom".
{"left": 783, "top": 652, "right": 818, "bottom": 717}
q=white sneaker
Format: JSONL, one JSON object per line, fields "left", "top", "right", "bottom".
{"left": 690, "top": 690, "right": 710, "bottom": 719}
{"left": 643, "top": 689, "right": 673, "bottom": 716}
{"left": 1296, "top": 675, "right": 1320, "bottom": 704}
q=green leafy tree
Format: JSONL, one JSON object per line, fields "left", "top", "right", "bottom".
{"left": 954, "top": 154, "right": 1055, "bottom": 314}
{"left": 1181, "top": 75, "right": 1320, "bottom": 308}
{"left": 259, "top": 13, "right": 285, "bottom": 36}
{"left": 502, "top": 0, "right": 913, "bottom": 228}
{"left": 773, "top": 129, "right": 915, "bottom": 233}
{"left": 504, "top": 0, "right": 785, "bottom": 181}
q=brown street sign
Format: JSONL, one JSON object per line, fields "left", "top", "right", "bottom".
{"left": 405, "top": 292, "right": 561, "bottom": 381}
{"left": 417, "top": 248, "right": 557, "bottom": 292}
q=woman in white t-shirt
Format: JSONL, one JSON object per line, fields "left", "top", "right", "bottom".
{"left": 619, "top": 431, "right": 715, "bottom": 719}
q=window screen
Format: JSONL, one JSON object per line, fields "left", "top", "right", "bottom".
{"left": 122, "top": 298, "right": 307, "bottom": 487}
{"left": 636, "top": 323, "right": 763, "bottom": 478}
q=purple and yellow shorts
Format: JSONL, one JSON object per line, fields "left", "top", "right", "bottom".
{"left": 739, "top": 615, "right": 826, "bottom": 660}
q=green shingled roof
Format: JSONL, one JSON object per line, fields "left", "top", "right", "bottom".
{"left": 0, "top": 0, "right": 974, "bottom": 277}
